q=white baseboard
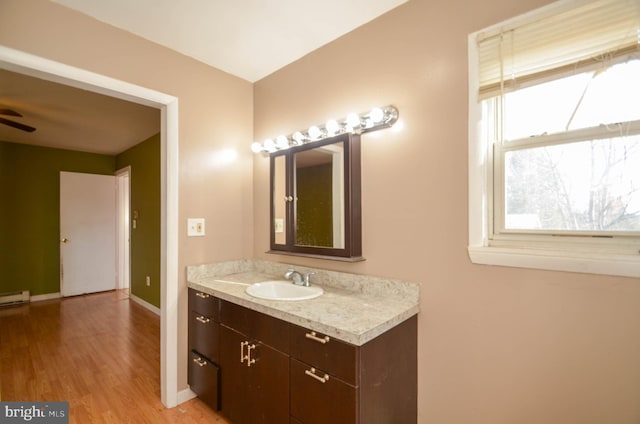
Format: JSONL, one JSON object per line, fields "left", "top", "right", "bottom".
{"left": 129, "top": 293, "right": 161, "bottom": 316}
{"left": 176, "top": 388, "right": 197, "bottom": 405}
{"left": 30, "top": 292, "right": 61, "bottom": 302}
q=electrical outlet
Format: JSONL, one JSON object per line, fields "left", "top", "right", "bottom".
{"left": 187, "top": 218, "right": 205, "bottom": 237}
{"left": 275, "top": 218, "right": 284, "bottom": 233}
{"left": 146, "top": 276, "right": 150, "bottom": 286}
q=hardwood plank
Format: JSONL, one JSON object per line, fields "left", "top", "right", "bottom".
{"left": 0, "top": 290, "right": 228, "bottom": 423}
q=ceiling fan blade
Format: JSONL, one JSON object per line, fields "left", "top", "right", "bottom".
{"left": 0, "top": 117, "right": 36, "bottom": 132}
{"left": 0, "top": 108, "right": 23, "bottom": 117}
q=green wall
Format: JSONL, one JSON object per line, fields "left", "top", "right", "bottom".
{"left": 296, "top": 163, "right": 333, "bottom": 247}
{"left": 0, "top": 135, "right": 160, "bottom": 308}
{"left": 116, "top": 134, "right": 160, "bottom": 308}
{"left": 0, "top": 141, "right": 115, "bottom": 296}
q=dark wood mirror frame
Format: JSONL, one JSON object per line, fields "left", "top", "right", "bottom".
{"left": 269, "top": 133, "right": 363, "bottom": 261}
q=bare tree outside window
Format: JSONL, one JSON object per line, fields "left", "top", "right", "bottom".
{"left": 498, "top": 59, "right": 640, "bottom": 234}
{"left": 505, "top": 136, "right": 640, "bottom": 232}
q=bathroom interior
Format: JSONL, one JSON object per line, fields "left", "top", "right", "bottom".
{"left": 1, "top": 0, "right": 639, "bottom": 422}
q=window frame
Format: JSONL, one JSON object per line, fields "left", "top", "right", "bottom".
{"left": 467, "top": 0, "right": 640, "bottom": 278}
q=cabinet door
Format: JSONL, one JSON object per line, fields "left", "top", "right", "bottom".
{"left": 290, "top": 324, "right": 358, "bottom": 385}
{"left": 188, "top": 289, "right": 219, "bottom": 319}
{"left": 188, "top": 288, "right": 220, "bottom": 363}
{"left": 219, "top": 325, "right": 251, "bottom": 424}
{"left": 220, "top": 324, "right": 290, "bottom": 424}
{"left": 188, "top": 351, "right": 220, "bottom": 410}
{"left": 250, "top": 340, "right": 289, "bottom": 424}
{"left": 219, "top": 299, "right": 289, "bottom": 354}
{"left": 290, "top": 358, "right": 357, "bottom": 424}
{"left": 189, "top": 310, "right": 219, "bottom": 363}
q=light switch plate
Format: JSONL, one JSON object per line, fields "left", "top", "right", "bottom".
{"left": 187, "top": 218, "right": 205, "bottom": 237}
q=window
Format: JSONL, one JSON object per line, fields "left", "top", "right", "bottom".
{"left": 468, "top": 0, "right": 640, "bottom": 277}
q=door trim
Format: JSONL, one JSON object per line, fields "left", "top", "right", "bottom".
{"left": 116, "top": 166, "right": 131, "bottom": 292}
{"left": 0, "top": 45, "right": 180, "bottom": 408}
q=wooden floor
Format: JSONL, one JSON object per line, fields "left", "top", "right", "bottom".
{"left": 0, "top": 290, "right": 229, "bottom": 423}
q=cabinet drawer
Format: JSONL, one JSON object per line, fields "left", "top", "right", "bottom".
{"left": 290, "top": 324, "right": 358, "bottom": 385}
{"left": 188, "top": 351, "right": 220, "bottom": 410}
{"left": 219, "top": 300, "right": 289, "bottom": 354}
{"left": 290, "top": 358, "right": 356, "bottom": 424}
{"left": 188, "top": 288, "right": 219, "bottom": 319}
{"left": 189, "top": 310, "right": 219, "bottom": 363}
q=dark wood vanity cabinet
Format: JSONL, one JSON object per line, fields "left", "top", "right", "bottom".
{"left": 219, "top": 299, "right": 290, "bottom": 424}
{"left": 187, "top": 289, "right": 220, "bottom": 410}
{"left": 290, "top": 326, "right": 358, "bottom": 423}
{"left": 289, "top": 317, "right": 417, "bottom": 424}
{"left": 188, "top": 289, "right": 417, "bottom": 423}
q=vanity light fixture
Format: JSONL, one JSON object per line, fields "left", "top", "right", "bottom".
{"left": 251, "top": 105, "right": 399, "bottom": 153}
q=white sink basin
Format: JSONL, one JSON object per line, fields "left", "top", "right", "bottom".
{"left": 245, "top": 280, "right": 323, "bottom": 301}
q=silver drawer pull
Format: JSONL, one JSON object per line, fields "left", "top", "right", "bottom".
{"left": 305, "top": 331, "right": 330, "bottom": 344}
{"left": 305, "top": 368, "right": 330, "bottom": 383}
{"left": 195, "top": 315, "right": 210, "bottom": 324}
{"left": 195, "top": 292, "right": 210, "bottom": 299}
{"left": 192, "top": 357, "right": 207, "bottom": 367}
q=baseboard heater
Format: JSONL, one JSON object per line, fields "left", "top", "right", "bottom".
{"left": 0, "top": 290, "right": 30, "bottom": 307}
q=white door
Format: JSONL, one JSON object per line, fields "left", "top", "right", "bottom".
{"left": 60, "top": 171, "right": 116, "bottom": 297}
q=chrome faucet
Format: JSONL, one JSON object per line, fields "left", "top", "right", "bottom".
{"left": 284, "top": 268, "right": 314, "bottom": 287}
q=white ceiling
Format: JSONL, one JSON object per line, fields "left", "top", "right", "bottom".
{"left": 52, "top": 0, "right": 408, "bottom": 83}
{"left": 0, "top": 0, "right": 407, "bottom": 154}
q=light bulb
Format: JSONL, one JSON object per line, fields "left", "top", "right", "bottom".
{"left": 345, "top": 113, "right": 360, "bottom": 131}
{"left": 276, "top": 135, "right": 289, "bottom": 149}
{"left": 251, "top": 142, "right": 263, "bottom": 153}
{"left": 308, "top": 126, "right": 322, "bottom": 140}
{"left": 263, "top": 138, "right": 275, "bottom": 151}
{"left": 370, "top": 107, "right": 384, "bottom": 123}
{"left": 326, "top": 119, "right": 339, "bottom": 136}
{"left": 292, "top": 131, "right": 305, "bottom": 144}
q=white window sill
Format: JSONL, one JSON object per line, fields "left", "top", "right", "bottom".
{"left": 468, "top": 245, "right": 640, "bottom": 278}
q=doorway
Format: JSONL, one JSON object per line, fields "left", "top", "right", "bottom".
{"left": 0, "top": 45, "right": 180, "bottom": 407}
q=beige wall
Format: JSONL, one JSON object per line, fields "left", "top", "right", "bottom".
{"left": 253, "top": 0, "right": 640, "bottom": 423}
{"left": 0, "top": 0, "right": 254, "bottom": 392}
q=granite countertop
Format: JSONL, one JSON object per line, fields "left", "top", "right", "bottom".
{"left": 186, "top": 261, "right": 419, "bottom": 346}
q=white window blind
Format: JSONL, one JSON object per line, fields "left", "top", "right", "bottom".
{"left": 476, "top": 0, "right": 640, "bottom": 99}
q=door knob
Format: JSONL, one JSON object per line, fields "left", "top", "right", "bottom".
{"left": 61, "top": 238, "right": 68, "bottom": 243}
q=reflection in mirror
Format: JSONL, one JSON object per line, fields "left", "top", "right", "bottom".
{"left": 294, "top": 143, "right": 344, "bottom": 248}
{"left": 273, "top": 155, "right": 286, "bottom": 245}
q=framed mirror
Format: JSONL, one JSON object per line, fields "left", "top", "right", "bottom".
{"left": 269, "top": 133, "right": 362, "bottom": 260}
